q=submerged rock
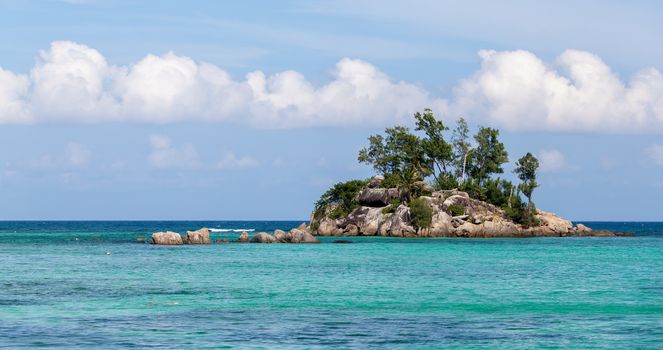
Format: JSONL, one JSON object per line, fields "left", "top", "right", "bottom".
{"left": 251, "top": 232, "right": 279, "bottom": 243}
{"left": 151, "top": 231, "right": 183, "bottom": 245}
{"left": 286, "top": 228, "right": 320, "bottom": 243}
{"left": 237, "top": 231, "right": 250, "bottom": 243}
{"left": 273, "top": 229, "right": 287, "bottom": 242}
{"left": 576, "top": 223, "right": 592, "bottom": 233}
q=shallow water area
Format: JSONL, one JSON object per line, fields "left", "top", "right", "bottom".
{"left": 1, "top": 221, "right": 661, "bottom": 349}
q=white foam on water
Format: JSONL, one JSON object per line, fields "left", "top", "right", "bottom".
{"left": 208, "top": 228, "right": 255, "bottom": 233}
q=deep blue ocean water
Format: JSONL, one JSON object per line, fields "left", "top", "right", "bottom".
{"left": 0, "top": 221, "right": 661, "bottom": 349}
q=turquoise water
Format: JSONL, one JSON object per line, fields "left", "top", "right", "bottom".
{"left": 1, "top": 221, "right": 661, "bottom": 349}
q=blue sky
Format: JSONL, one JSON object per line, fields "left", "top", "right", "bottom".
{"left": 0, "top": 0, "right": 662, "bottom": 220}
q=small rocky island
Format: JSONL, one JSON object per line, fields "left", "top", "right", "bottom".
{"left": 310, "top": 175, "right": 628, "bottom": 238}
{"left": 307, "top": 109, "right": 630, "bottom": 238}
{"left": 151, "top": 108, "right": 630, "bottom": 244}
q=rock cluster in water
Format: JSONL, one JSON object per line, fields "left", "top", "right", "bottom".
{"left": 313, "top": 176, "right": 631, "bottom": 238}
{"left": 151, "top": 224, "right": 320, "bottom": 245}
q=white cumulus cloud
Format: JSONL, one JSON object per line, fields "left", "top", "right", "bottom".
{"left": 1, "top": 41, "right": 663, "bottom": 132}
{"left": 452, "top": 49, "right": 663, "bottom": 132}
{"left": 30, "top": 41, "right": 118, "bottom": 121}
{"left": 0, "top": 41, "right": 443, "bottom": 128}
{"left": 245, "top": 58, "right": 444, "bottom": 127}
{"left": 148, "top": 134, "right": 200, "bottom": 169}
{"left": 645, "top": 144, "right": 663, "bottom": 166}
{"left": 0, "top": 67, "right": 30, "bottom": 123}
{"left": 216, "top": 152, "right": 259, "bottom": 170}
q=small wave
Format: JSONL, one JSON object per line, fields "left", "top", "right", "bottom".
{"left": 208, "top": 228, "right": 255, "bottom": 233}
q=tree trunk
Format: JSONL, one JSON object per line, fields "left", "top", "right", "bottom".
{"left": 460, "top": 151, "right": 468, "bottom": 184}
{"left": 434, "top": 162, "right": 443, "bottom": 187}
{"left": 508, "top": 185, "right": 513, "bottom": 208}
{"left": 526, "top": 196, "right": 532, "bottom": 227}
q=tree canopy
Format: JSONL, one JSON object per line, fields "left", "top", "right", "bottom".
{"left": 414, "top": 108, "right": 453, "bottom": 182}
{"left": 354, "top": 108, "right": 541, "bottom": 226}
{"left": 468, "top": 127, "right": 509, "bottom": 184}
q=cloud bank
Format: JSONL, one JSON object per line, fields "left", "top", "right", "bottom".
{"left": 0, "top": 41, "right": 441, "bottom": 128}
{"left": 216, "top": 152, "right": 259, "bottom": 170}
{"left": 1, "top": 41, "right": 663, "bottom": 132}
{"left": 453, "top": 49, "right": 663, "bottom": 132}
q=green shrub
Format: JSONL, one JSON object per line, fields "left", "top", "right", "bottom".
{"left": 459, "top": 178, "right": 484, "bottom": 201}
{"left": 502, "top": 196, "right": 540, "bottom": 228}
{"left": 447, "top": 204, "right": 465, "bottom": 217}
{"left": 484, "top": 178, "right": 508, "bottom": 207}
{"left": 314, "top": 179, "right": 368, "bottom": 220}
{"left": 433, "top": 173, "right": 459, "bottom": 191}
{"left": 522, "top": 203, "right": 540, "bottom": 228}
{"left": 503, "top": 203, "right": 524, "bottom": 224}
{"left": 378, "top": 173, "right": 401, "bottom": 188}
{"left": 412, "top": 181, "right": 433, "bottom": 198}
{"left": 329, "top": 206, "right": 348, "bottom": 220}
{"left": 382, "top": 198, "right": 401, "bottom": 214}
{"left": 409, "top": 198, "right": 433, "bottom": 229}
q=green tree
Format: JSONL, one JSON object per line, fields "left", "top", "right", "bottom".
{"left": 414, "top": 109, "right": 453, "bottom": 184}
{"left": 358, "top": 126, "right": 430, "bottom": 201}
{"left": 514, "top": 152, "right": 540, "bottom": 227}
{"left": 468, "top": 127, "right": 509, "bottom": 184}
{"left": 451, "top": 117, "right": 472, "bottom": 184}
{"left": 356, "top": 134, "right": 391, "bottom": 175}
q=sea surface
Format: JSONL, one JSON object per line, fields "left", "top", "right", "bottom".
{"left": 0, "top": 221, "right": 661, "bottom": 349}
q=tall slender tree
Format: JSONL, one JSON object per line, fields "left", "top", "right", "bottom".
{"left": 414, "top": 109, "right": 453, "bottom": 185}
{"left": 451, "top": 117, "right": 472, "bottom": 183}
{"left": 514, "top": 152, "right": 540, "bottom": 227}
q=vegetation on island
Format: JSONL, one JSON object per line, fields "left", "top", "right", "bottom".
{"left": 313, "top": 179, "right": 368, "bottom": 221}
{"left": 314, "top": 109, "right": 541, "bottom": 229}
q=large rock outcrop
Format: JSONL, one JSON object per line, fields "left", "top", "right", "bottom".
{"left": 285, "top": 226, "right": 319, "bottom": 243}
{"left": 311, "top": 186, "right": 629, "bottom": 238}
{"left": 151, "top": 231, "right": 184, "bottom": 245}
{"left": 358, "top": 188, "right": 400, "bottom": 207}
{"left": 251, "top": 232, "right": 279, "bottom": 243}
{"left": 250, "top": 225, "right": 321, "bottom": 244}
{"left": 273, "top": 229, "right": 287, "bottom": 242}
{"left": 185, "top": 228, "right": 211, "bottom": 244}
